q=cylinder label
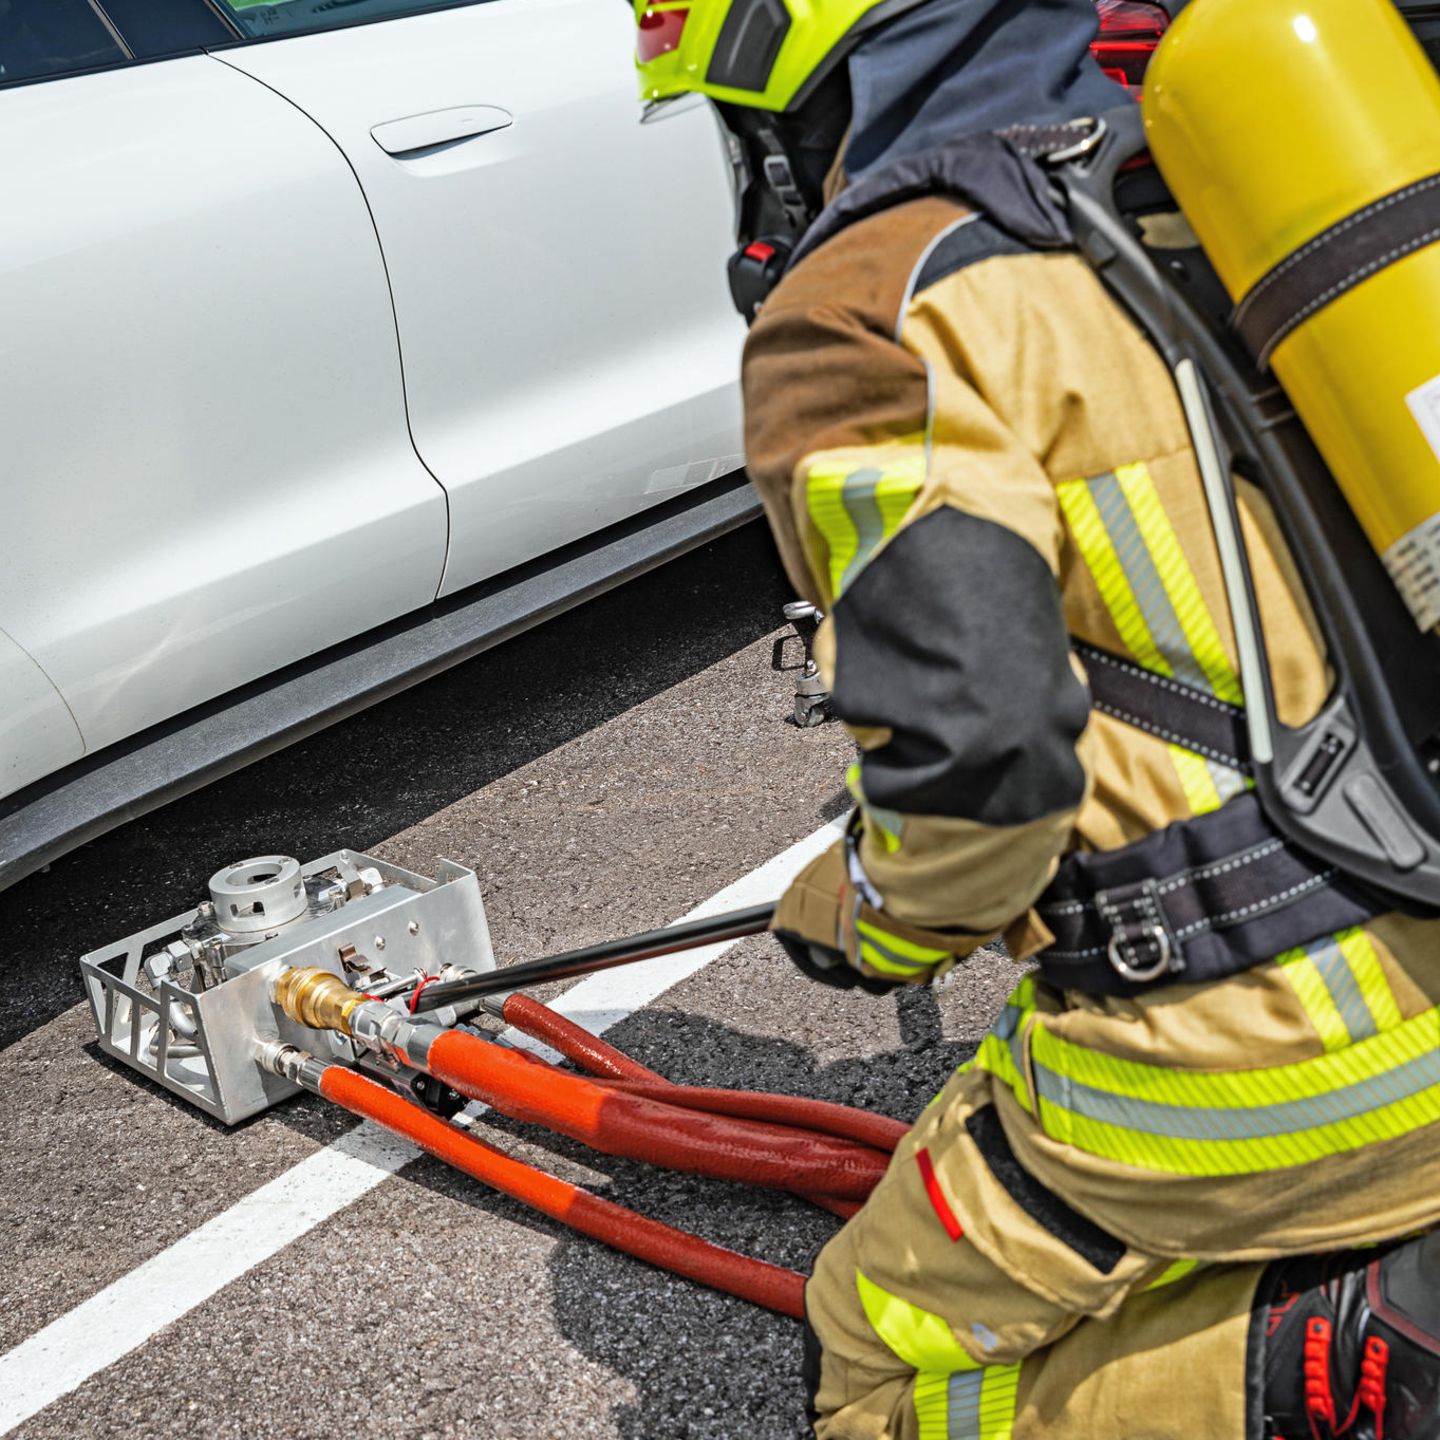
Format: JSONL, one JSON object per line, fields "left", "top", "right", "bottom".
{"left": 1384, "top": 512, "right": 1440, "bottom": 631}
{"left": 1405, "top": 373, "right": 1440, "bottom": 466}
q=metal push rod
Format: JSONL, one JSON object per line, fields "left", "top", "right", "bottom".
{"left": 411, "top": 902, "right": 778, "bottom": 1012}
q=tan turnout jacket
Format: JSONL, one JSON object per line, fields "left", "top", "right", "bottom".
{"left": 743, "top": 192, "right": 1440, "bottom": 1439}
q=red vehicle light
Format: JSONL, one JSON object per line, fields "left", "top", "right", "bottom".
{"left": 638, "top": 8, "right": 688, "bottom": 63}
{"left": 1092, "top": 0, "right": 1168, "bottom": 93}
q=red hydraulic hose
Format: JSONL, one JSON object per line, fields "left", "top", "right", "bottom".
{"left": 501, "top": 993, "right": 666, "bottom": 1082}
{"left": 493, "top": 993, "right": 896, "bottom": 1218}
{"left": 320, "top": 1065, "right": 805, "bottom": 1319}
{"left": 499, "top": 994, "right": 908, "bottom": 1151}
{"left": 424, "top": 1028, "right": 890, "bottom": 1201}
{"left": 584, "top": 1079, "right": 909, "bottom": 1154}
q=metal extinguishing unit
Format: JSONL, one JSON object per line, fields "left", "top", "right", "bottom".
{"left": 82, "top": 851, "right": 902, "bottom": 1316}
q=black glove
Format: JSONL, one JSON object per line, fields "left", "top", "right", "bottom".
{"left": 774, "top": 930, "right": 902, "bottom": 997}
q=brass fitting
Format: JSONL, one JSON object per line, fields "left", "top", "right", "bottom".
{"left": 275, "top": 967, "right": 367, "bottom": 1035}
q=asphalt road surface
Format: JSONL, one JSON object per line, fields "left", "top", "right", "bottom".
{"left": 0, "top": 523, "right": 1025, "bottom": 1440}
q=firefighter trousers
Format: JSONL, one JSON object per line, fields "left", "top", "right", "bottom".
{"left": 805, "top": 1071, "right": 1268, "bottom": 1440}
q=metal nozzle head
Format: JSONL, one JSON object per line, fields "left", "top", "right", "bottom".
{"left": 274, "top": 967, "right": 366, "bottom": 1035}
{"left": 254, "top": 1040, "right": 328, "bottom": 1093}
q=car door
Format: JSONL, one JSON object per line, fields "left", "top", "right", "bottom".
{"left": 0, "top": 629, "right": 84, "bottom": 800}
{"left": 0, "top": 16, "right": 449, "bottom": 759}
{"left": 212, "top": 0, "right": 746, "bottom": 598}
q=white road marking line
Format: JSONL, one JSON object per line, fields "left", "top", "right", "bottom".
{"left": 0, "top": 821, "right": 841, "bottom": 1434}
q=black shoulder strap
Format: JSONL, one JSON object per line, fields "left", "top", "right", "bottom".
{"left": 1075, "top": 641, "right": 1251, "bottom": 774}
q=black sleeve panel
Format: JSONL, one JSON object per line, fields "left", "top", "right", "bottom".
{"left": 829, "top": 505, "right": 1091, "bottom": 827}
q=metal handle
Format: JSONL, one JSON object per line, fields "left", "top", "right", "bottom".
{"left": 371, "top": 106, "right": 513, "bottom": 160}
{"left": 411, "top": 902, "right": 778, "bottom": 1012}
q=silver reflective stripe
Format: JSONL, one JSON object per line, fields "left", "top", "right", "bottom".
{"left": 947, "top": 1370, "right": 985, "bottom": 1440}
{"left": 1086, "top": 472, "right": 1212, "bottom": 694}
{"left": 1206, "top": 759, "right": 1249, "bottom": 805}
{"left": 1305, "top": 937, "right": 1379, "bottom": 1043}
{"left": 837, "top": 469, "right": 887, "bottom": 595}
{"left": 1032, "top": 1044, "right": 1440, "bottom": 1142}
{"left": 992, "top": 1003, "right": 1023, "bottom": 1042}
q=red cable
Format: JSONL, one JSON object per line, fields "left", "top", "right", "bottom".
{"left": 319, "top": 1065, "right": 806, "bottom": 1319}
{"left": 409, "top": 974, "right": 444, "bottom": 1014}
{"left": 424, "top": 1028, "right": 890, "bottom": 1201}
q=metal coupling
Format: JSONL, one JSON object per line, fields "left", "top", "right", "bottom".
{"left": 347, "top": 1004, "right": 443, "bottom": 1069}
{"left": 274, "top": 967, "right": 367, "bottom": 1035}
{"left": 254, "top": 1041, "right": 328, "bottom": 1093}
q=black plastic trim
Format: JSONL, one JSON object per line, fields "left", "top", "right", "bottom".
{"left": 0, "top": 474, "right": 759, "bottom": 892}
{"left": 966, "top": 1105, "right": 1126, "bottom": 1274}
{"left": 706, "top": 0, "right": 792, "bottom": 94}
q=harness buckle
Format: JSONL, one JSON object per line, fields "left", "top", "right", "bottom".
{"left": 1095, "top": 878, "right": 1182, "bottom": 985}
{"left": 1106, "top": 925, "right": 1172, "bottom": 983}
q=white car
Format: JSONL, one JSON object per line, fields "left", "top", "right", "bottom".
{"left": 0, "top": 0, "right": 750, "bottom": 889}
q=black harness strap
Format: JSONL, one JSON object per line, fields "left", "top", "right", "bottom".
{"left": 1075, "top": 641, "right": 1251, "bottom": 773}
{"left": 1039, "top": 644, "right": 1389, "bottom": 995}
{"left": 1036, "top": 792, "right": 1387, "bottom": 997}
{"left": 1234, "top": 171, "right": 1440, "bottom": 367}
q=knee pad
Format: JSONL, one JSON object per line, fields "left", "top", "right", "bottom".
{"left": 1250, "top": 1233, "right": 1440, "bottom": 1438}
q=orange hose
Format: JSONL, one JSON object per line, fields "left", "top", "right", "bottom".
{"left": 498, "top": 994, "right": 907, "bottom": 1152}
{"left": 319, "top": 1065, "right": 805, "bottom": 1318}
{"left": 425, "top": 1028, "right": 890, "bottom": 1201}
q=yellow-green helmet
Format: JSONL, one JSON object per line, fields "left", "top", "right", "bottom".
{"left": 635, "top": 0, "right": 929, "bottom": 113}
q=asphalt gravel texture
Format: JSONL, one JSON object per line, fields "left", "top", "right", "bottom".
{"left": 0, "top": 522, "right": 1025, "bottom": 1439}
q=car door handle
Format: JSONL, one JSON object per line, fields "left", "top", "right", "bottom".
{"left": 371, "top": 106, "right": 514, "bottom": 159}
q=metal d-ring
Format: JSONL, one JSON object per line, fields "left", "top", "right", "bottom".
{"left": 1106, "top": 924, "right": 1173, "bottom": 983}
{"left": 1045, "top": 116, "right": 1108, "bottom": 165}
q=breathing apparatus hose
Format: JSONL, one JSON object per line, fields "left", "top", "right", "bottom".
{"left": 422, "top": 1026, "right": 891, "bottom": 1202}
{"left": 317, "top": 1063, "right": 807, "bottom": 1318}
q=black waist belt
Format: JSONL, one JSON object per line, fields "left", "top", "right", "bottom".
{"left": 1037, "top": 645, "right": 1387, "bottom": 997}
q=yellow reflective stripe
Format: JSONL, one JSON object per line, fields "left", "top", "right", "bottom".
{"left": 1168, "top": 745, "right": 1225, "bottom": 816}
{"left": 1146, "top": 1258, "right": 1201, "bottom": 1290}
{"left": 847, "top": 762, "right": 903, "bottom": 854}
{"left": 914, "top": 1373, "right": 950, "bottom": 1440}
{"left": 804, "top": 456, "right": 923, "bottom": 602}
{"left": 1278, "top": 944, "right": 1353, "bottom": 1053}
{"left": 1057, "top": 477, "right": 1173, "bottom": 678}
{"left": 974, "top": 1032, "right": 1033, "bottom": 1115}
{"left": 972, "top": 995, "right": 1440, "bottom": 1175}
{"left": 1030, "top": 1004, "right": 1440, "bottom": 1109}
{"left": 856, "top": 919, "right": 950, "bottom": 965}
{"left": 1033, "top": 1082, "right": 1440, "bottom": 1176}
{"left": 1337, "top": 928, "right": 1404, "bottom": 1033}
{"left": 975, "top": 1365, "right": 1022, "bottom": 1440}
{"left": 1113, "top": 464, "right": 1244, "bottom": 704}
{"left": 860, "top": 940, "right": 934, "bottom": 978}
{"left": 855, "top": 1270, "right": 978, "bottom": 1374}
{"left": 806, "top": 468, "right": 858, "bottom": 602}
{"left": 875, "top": 470, "right": 922, "bottom": 532}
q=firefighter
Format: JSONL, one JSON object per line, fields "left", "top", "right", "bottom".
{"left": 632, "top": 0, "right": 1440, "bottom": 1435}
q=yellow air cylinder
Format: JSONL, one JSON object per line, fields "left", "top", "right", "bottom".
{"left": 1142, "top": 0, "right": 1440, "bottom": 630}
